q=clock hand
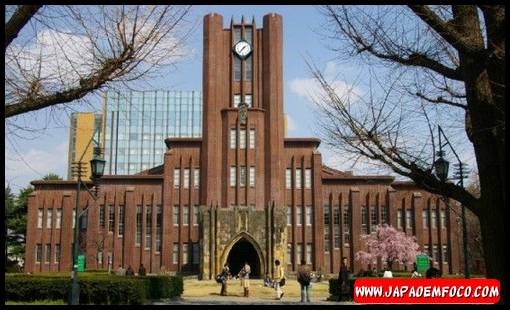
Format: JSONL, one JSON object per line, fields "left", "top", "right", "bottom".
{"left": 240, "top": 46, "right": 247, "bottom": 53}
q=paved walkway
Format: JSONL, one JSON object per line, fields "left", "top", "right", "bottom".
{"left": 153, "top": 296, "right": 355, "bottom": 305}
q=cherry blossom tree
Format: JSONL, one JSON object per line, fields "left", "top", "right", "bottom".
{"left": 355, "top": 224, "right": 420, "bottom": 271}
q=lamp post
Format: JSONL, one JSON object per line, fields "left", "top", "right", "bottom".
{"left": 433, "top": 125, "right": 469, "bottom": 279}
{"left": 70, "top": 127, "right": 106, "bottom": 305}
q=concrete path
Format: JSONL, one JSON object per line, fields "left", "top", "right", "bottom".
{"left": 153, "top": 296, "right": 355, "bottom": 305}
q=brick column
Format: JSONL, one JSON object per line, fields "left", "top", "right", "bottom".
{"left": 86, "top": 196, "right": 99, "bottom": 269}
{"left": 350, "top": 187, "right": 361, "bottom": 273}
{"left": 25, "top": 192, "right": 38, "bottom": 273}
{"left": 448, "top": 202, "right": 461, "bottom": 274}
{"left": 312, "top": 151, "right": 323, "bottom": 271}
{"left": 413, "top": 192, "right": 424, "bottom": 245}
{"left": 387, "top": 188, "right": 397, "bottom": 229}
{"left": 61, "top": 191, "right": 73, "bottom": 272}
{"left": 124, "top": 187, "right": 136, "bottom": 269}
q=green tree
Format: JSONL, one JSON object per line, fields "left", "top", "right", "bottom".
{"left": 6, "top": 185, "right": 33, "bottom": 269}
{"left": 42, "top": 173, "right": 63, "bottom": 180}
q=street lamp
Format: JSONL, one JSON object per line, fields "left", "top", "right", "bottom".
{"left": 70, "top": 127, "right": 105, "bottom": 305}
{"left": 433, "top": 125, "right": 469, "bottom": 279}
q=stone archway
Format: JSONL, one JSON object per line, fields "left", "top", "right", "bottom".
{"left": 220, "top": 232, "right": 265, "bottom": 279}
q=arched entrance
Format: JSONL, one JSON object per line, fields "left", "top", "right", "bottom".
{"left": 225, "top": 239, "right": 261, "bottom": 278}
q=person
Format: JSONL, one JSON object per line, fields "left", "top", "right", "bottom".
{"left": 383, "top": 265, "right": 393, "bottom": 278}
{"left": 238, "top": 261, "right": 251, "bottom": 297}
{"left": 274, "top": 259, "right": 285, "bottom": 300}
{"left": 411, "top": 263, "right": 421, "bottom": 278}
{"left": 126, "top": 265, "right": 135, "bottom": 276}
{"left": 338, "top": 257, "right": 350, "bottom": 300}
{"left": 426, "top": 261, "right": 442, "bottom": 279}
{"left": 297, "top": 259, "right": 312, "bottom": 303}
{"left": 116, "top": 264, "right": 126, "bottom": 276}
{"left": 138, "top": 263, "right": 146, "bottom": 276}
{"left": 220, "top": 263, "right": 231, "bottom": 296}
{"left": 263, "top": 273, "right": 273, "bottom": 287}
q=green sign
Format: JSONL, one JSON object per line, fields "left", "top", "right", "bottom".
{"left": 416, "top": 254, "right": 429, "bottom": 273}
{"left": 77, "top": 255, "right": 85, "bottom": 272}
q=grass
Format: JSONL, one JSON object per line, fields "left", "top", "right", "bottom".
{"left": 5, "top": 299, "right": 66, "bottom": 305}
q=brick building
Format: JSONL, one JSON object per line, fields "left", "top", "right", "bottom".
{"left": 25, "top": 13, "right": 461, "bottom": 277}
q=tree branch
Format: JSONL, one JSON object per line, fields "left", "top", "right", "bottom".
{"left": 415, "top": 91, "right": 467, "bottom": 109}
{"left": 5, "top": 5, "right": 42, "bottom": 50}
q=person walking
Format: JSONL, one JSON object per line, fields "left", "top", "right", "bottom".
{"left": 338, "top": 257, "right": 350, "bottom": 301}
{"left": 126, "top": 265, "right": 135, "bottom": 276}
{"left": 220, "top": 263, "right": 231, "bottom": 296}
{"left": 274, "top": 260, "right": 285, "bottom": 300}
{"left": 297, "top": 259, "right": 312, "bottom": 303}
{"left": 138, "top": 263, "right": 146, "bottom": 276}
{"left": 238, "top": 261, "right": 251, "bottom": 297}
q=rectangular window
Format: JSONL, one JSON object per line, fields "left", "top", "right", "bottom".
{"left": 230, "top": 129, "right": 236, "bottom": 149}
{"left": 424, "top": 245, "right": 430, "bottom": 256}
{"left": 324, "top": 206, "right": 330, "bottom": 225}
{"left": 431, "top": 210, "right": 437, "bottom": 229}
{"left": 440, "top": 209, "right": 446, "bottom": 229}
{"left": 230, "top": 166, "right": 236, "bottom": 187}
{"left": 234, "top": 27, "right": 241, "bottom": 43}
{"left": 192, "top": 243, "right": 200, "bottom": 265}
{"left": 324, "top": 226, "right": 330, "bottom": 252}
{"left": 406, "top": 209, "right": 413, "bottom": 229}
{"left": 173, "top": 205, "right": 180, "bottom": 226}
{"left": 37, "top": 209, "right": 43, "bottom": 228}
{"left": 423, "top": 209, "right": 429, "bottom": 228}
{"left": 295, "top": 169, "right": 302, "bottom": 189}
{"left": 108, "top": 206, "right": 115, "bottom": 233}
{"left": 156, "top": 206, "right": 162, "bottom": 252}
{"left": 296, "top": 206, "right": 302, "bottom": 226}
{"left": 118, "top": 206, "right": 125, "bottom": 237}
{"left": 194, "top": 168, "right": 200, "bottom": 189}
{"left": 343, "top": 206, "right": 351, "bottom": 246}
{"left": 249, "top": 166, "right": 255, "bottom": 187}
{"left": 297, "top": 243, "right": 303, "bottom": 263}
{"left": 183, "top": 169, "right": 190, "bottom": 189}
{"left": 442, "top": 245, "right": 449, "bottom": 264}
{"left": 245, "top": 94, "right": 252, "bottom": 107}
{"left": 183, "top": 243, "right": 189, "bottom": 265}
{"left": 249, "top": 129, "right": 255, "bottom": 149}
{"left": 46, "top": 209, "right": 52, "bottom": 229}
{"left": 136, "top": 206, "right": 142, "bottom": 245}
{"left": 333, "top": 206, "right": 340, "bottom": 225}
{"left": 99, "top": 206, "right": 104, "bottom": 229}
{"left": 173, "top": 169, "right": 180, "bottom": 188}
{"left": 56, "top": 209, "right": 62, "bottom": 229}
{"left": 305, "top": 169, "right": 312, "bottom": 189}
{"left": 370, "top": 207, "right": 377, "bottom": 232}
{"left": 240, "top": 166, "right": 246, "bottom": 187}
{"left": 145, "top": 206, "right": 152, "bottom": 249}
{"left": 45, "top": 244, "right": 51, "bottom": 263}
{"left": 306, "top": 243, "right": 312, "bottom": 264}
{"left": 305, "top": 206, "right": 312, "bottom": 226}
{"left": 173, "top": 243, "right": 179, "bottom": 264}
{"left": 397, "top": 209, "right": 403, "bottom": 229}
{"left": 245, "top": 56, "right": 252, "bottom": 81}
{"left": 194, "top": 205, "right": 199, "bottom": 225}
{"left": 287, "top": 206, "right": 292, "bottom": 226}
{"left": 433, "top": 245, "right": 439, "bottom": 262}
{"left": 361, "top": 206, "right": 368, "bottom": 234}
{"left": 55, "top": 244, "right": 61, "bottom": 263}
{"left": 287, "top": 243, "right": 292, "bottom": 265}
{"left": 97, "top": 251, "right": 103, "bottom": 268}
{"left": 233, "top": 94, "right": 241, "bottom": 108}
{"left": 36, "top": 244, "right": 42, "bottom": 263}
{"left": 234, "top": 57, "right": 241, "bottom": 81}
{"left": 240, "top": 129, "right": 246, "bottom": 149}
{"left": 381, "top": 206, "right": 388, "bottom": 224}
{"left": 334, "top": 225, "right": 341, "bottom": 248}
{"left": 183, "top": 205, "right": 189, "bottom": 226}
{"left": 286, "top": 169, "right": 292, "bottom": 189}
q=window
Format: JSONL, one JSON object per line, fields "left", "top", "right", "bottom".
{"left": 56, "top": 209, "right": 62, "bottom": 229}
{"left": 234, "top": 57, "right": 241, "bottom": 81}
{"left": 136, "top": 206, "right": 142, "bottom": 245}
{"left": 406, "top": 209, "right": 413, "bottom": 229}
{"left": 55, "top": 244, "right": 61, "bottom": 263}
{"left": 324, "top": 226, "right": 330, "bottom": 252}
{"left": 324, "top": 206, "right": 330, "bottom": 225}
{"left": 306, "top": 243, "right": 312, "bottom": 264}
{"left": 230, "top": 166, "right": 237, "bottom": 187}
{"left": 245, "top": 94, "right": 252, "bottom": 107}
{"left": 46, "top": 209, "right": 52, "bottom": 228}
{"left": 192, "top": 243, "right": 200, "bottom": 265}
{"left": 361, "top": 206, "right": 368, "bottom": 234}
{"left": 343, "top": 206, "right": 351, "bottom": 245}
{"left": 37, "top": 209, "right": 43, "bottom": 228}
{"left": 240, "top": 129, "right": 246, "bottom": 149}
{"left": 305, "top": 169, "right": 312, "bottom": 189}
{"left": 249, "top": 166, "right": 255, "bottom": 187}
{"left": 99, "top": 206, "right": 104, "bottom": 229}
{"left": 442, "top": 245, "right": 449, "bottom": 264}
{"left": 424, "top": 245, "right": 430, "bottom": 256}
{"left": 194, "top": 168, "right": 200, "bottom": 189}
{"left": 305, "top": 206, "right": 312, "bottom": 226}
{"left": 173, "top": 169, "right": 180, "bottom": 188}
{"left": 183, "top": 243, "right": 189, "bottom": 265}
{"left": 233, "top": 27, "right": 241, "bottom": 43}
{"left": 173, "top": 205, "right": 180, "bottom": 226}
{"left": 146, "top": 206, "right": 152, "bottom": 249}
{"left": 296, "top": 206, "right": 302, "bottom": 226}
{"left": 297, "top": 244, "right": 303, "bottom": 263}
{"left": 370, "top": 207, "right": 377, "bottom": 232}
{"left": 245, "top": 56, "right": 252, "bottom": 81}
{"left": 36, "top": 244, "right": 42, "bottom": 263}
{"left": 108, "top": 206, "right": 115, "bottom": 232}
{"left": 431, "top": 210, "right": 437, "bottom": 229}
{"left": 97, "top": 251, "right": 103, "bottom": 268}
{"left": 397, "top": 209, "right": 403, "bottom": 229}
{"left": 333, "top": 206, "right": 340, "bottom": 225}
{"left": 73, "top": 209, "right": 76, "bottom": 229}
{"left": 440, "top": 209, "right": 446, "bottom": 229}
{"left": 381, "top": 206, "right": 388, "bottom": 224}
{"left": 295, "top": 169, "right": 302, "bottom": 189}
{"left": 433, "top": 245, "right": 439, "bottom": 262}
{"left": 183, "top": 205, "right": 189, "bottom": 226}
{"left": 193, "top": 205, "right": 199, "bottom": 225}
{"left": 183, "top": 169, "right": 190, "bottom": 189}
{"left": 173, "top": 243, "right": 179, "bottom": 264}
{"left": 156, "top": 206, "right": 162, "bottom": 252}
{"left": 287, "top": 243, "right": 292, "bottom": 264}
{"left": 230, "top": 129, "right": 237, "bottom": 149}
{"left": 234, "top": 94, "right": 241, "bottom": 107}
{"left": 118, "top": 206, "right": 125, "bottom": 236}
{"left": 287, "top": 206, "right": 292, "bottom": 226}
{"left": 249, "top": 129, "right": 255, "bottom": 149}
{"left": 45, "top": 244, "right": 51, "bottom": 263}
{"left": 285, "top": 169, "right": 292, "bottom": 189}
{"left": 423, "top": 209, "right": 429, "bottom": 228}
{"left": 240, "top": 166, "right": 246, "bottom": 187}
{"left": 334, "top": 225, "right": 341, "bottom": 248}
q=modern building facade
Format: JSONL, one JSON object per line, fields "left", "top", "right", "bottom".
{"left": 26, "top": 14, "right": 461, "bottom": 277}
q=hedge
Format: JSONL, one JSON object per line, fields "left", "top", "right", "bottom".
{"left": 5, "top": 274, "right": 183, "bottom": 305}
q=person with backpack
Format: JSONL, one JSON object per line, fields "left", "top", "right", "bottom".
{"left": 297, "top": 259, "right": 312, "bottom": 303}
{"left": 274, "top": 260, "right": 285, "bottom": 300}
{"left": 220, "top": 263, "right": 231, "bottom": 296}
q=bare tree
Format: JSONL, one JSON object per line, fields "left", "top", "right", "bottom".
{"left": 5, "top": 5, "right": 194, "bottom": 119}
{"left": 312, "top": 5, "right": 504, "bottom": 300}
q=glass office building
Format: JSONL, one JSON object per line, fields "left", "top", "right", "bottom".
{"left": 103, "top": 90, "right": 202, "bottom": 175}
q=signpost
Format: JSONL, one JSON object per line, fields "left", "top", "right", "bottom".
{"left": 416, "top": 254, "right": 429, "bottom": 273}
{"left": 77, "top": 255, "right": 85, "bottom": 272}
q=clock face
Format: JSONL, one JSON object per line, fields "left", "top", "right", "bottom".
{"left": 233, "top": 40, "right": 252, "bottom": 59}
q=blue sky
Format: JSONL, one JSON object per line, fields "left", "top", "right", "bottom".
{"left": 5, "top": 5, "right": 476, "bottom": 193}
